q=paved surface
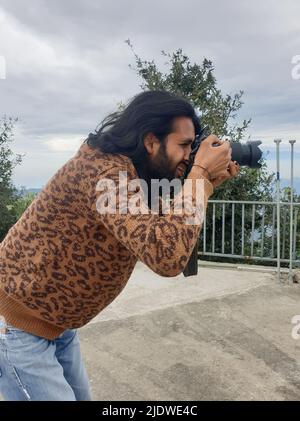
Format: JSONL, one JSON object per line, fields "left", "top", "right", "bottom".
{"left": 79, "top": 262, "right": 300, "bottom": 401}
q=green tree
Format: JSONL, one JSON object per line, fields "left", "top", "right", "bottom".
{"left": 0, "top": 116, "right": 23, "bottom": 241}
{"left": 126, "top": 42, "right": 276, "bottom": 262}
{"left": 13, "top": 191, "right": 37, "bottom": 220}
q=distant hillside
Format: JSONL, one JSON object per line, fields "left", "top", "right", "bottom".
{"left": 18, "top": 187, "right": 42, "bottom": 197}
{"left": 19, "top": 179, "right": 300, "bottom": 198}
{"left": 280, "top": 178, "right": 300, "bottom": 195}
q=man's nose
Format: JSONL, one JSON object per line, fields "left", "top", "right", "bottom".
{"left": 184, "top": 146, "right": 192, "bottom": 161}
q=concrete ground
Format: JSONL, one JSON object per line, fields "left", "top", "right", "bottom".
{"left": 80, "top": 261, "right": 300, "bottom": 401}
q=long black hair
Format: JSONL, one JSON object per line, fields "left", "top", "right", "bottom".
{"left": 85, "top": 90, "right": 201, "bottom": 166}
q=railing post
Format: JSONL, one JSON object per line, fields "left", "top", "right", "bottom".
{"left": 251, "top": 204, "right": 255, "bottom": 256}
{"left": 271, "top": 205, "right": 275, "bottom": 258}
{"left": 203, "top": 208, "right": 207, "bottom": 253}
{"left": 289, "top": 140, "right": 296, "bottom": 283}
{"left": 231, "top": 203, "right": 235, "bottom": 255}
{"left": 222, "top": 203, "right": 225, "bottom": 254}
{"left": 241, "top": 203, "right": 245, "bottom": 255}
{"left": 261, "top": 205, "right": 265, "bottom": 257}
{"left": 274, "top": 139, "right": 282, "bottom": 283}
{"left": 212, "top": 203, "right": 216, "bottom": 253}
{"left": 282, "top": 207, "right": 287, "bottom": 259}
{"left": 293, "top": 208, "right": 299, "bottom": 260}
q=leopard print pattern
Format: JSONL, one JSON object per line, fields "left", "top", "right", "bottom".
{"left": 0, "top": 143, "right": 213, "bottom": 331}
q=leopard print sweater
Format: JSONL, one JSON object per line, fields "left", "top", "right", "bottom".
{"left": 0, "top": 142, "right": 213, "bottom": 339}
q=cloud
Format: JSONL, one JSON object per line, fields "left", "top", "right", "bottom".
{"left": 44, "top": 134, "right": 83, "bottom": 152}
{"left": 0, "top": 0, "right": 300, "bottom": 186}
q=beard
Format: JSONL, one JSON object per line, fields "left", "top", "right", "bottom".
{"left": 134, "top": 143, "right": 185, "bottom": 209}
{"left": 141, "top": 142, "right": 178, "bottom": 182}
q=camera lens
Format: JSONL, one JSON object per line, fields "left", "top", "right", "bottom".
{"left": 231, "top": 140, "right": 262, "bottom": 168}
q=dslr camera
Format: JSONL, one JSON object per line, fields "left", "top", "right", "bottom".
{"left": 183, "top": 125, "right": 263, "bottom": 277}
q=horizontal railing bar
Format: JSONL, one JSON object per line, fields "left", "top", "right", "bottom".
{"left": 208, "top": 200, "right": 300, "bottom": 206}
{"left": 198, "top": 251, "right": 300, "bottom": 263}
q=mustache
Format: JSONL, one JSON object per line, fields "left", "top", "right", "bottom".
{"left": 177, "top": 160, "right": 189, "bottom": 169}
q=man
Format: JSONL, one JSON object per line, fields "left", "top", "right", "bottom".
{"left": 0, "top": 91, "right": 239, "bottom": 400}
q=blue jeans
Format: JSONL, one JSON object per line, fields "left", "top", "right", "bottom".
{"left": 0, "top": 324, "right": 92, "bottom": 401}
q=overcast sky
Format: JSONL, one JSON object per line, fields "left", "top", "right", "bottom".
{"left": 0, "top": 0, "right": 299, "bottom": 187}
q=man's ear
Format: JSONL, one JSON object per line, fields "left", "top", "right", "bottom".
{"left": 143, "top": 133, "right": 160, "bottom": 156}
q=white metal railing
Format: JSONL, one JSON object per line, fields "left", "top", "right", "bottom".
{"left": 200, "top": 200, "right": 299, "bottom": 264}
{"left": 199, "top": 139, "right": 299, "bottom": 283}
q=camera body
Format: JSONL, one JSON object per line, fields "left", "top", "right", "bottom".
{"left": 183, "top": 126, "right": 263, "bottom": 277}
{"left": 185, "top": 126, "right": 262, "bottom": 178}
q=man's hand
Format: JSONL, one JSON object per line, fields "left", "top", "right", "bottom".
{"left": 194, "top": 135, "right": 232, "bottom": 180}
{"left": 210, "top": 160, "right": 240, "bottom": 188}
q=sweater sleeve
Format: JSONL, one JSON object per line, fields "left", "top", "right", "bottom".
{"left": 88, "top": 162, "right": 214, "bottom": 277}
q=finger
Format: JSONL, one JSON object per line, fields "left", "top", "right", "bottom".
{"left": 232, "top": 161, "right": 240, "bottom": 173}
{"left": 219, "top": 140, "right": 231, "bottom": 150}
{"left": 227, "top": 165, "right": 236, "bottom": 177}
{"left": 219, "top": 169, "right": 231, "bottom": 179}
{"left": 205, "top": 135, "right": 228, "bottom": 147}
{"left": 204, "top": 135, "right": 221, "bottom": 145}
{"left": 227, "top": 161, "right": 240, "bottom": 176}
